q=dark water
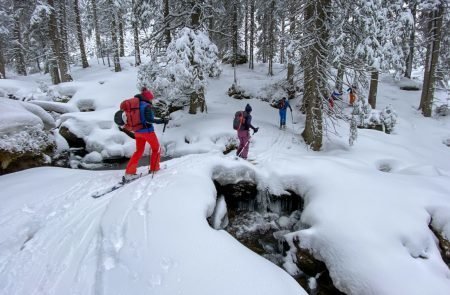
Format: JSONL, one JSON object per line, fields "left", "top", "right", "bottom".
{"left": 67, "top": 147, "right": 172, "bottom": 171}
{"left": 82, "top": 155, "right": 173, "bottom": 171}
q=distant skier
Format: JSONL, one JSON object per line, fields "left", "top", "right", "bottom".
{"left": 118, "top": 88, "right": 168, "bottom": 181}
{"left": 347, "top": 85, "right": 357, "bottom": 106}
{"left": 277, "top": 97, "right": 292, "bottom": 129}
{"left": 235, "top": 104, "right": 259, "bottom": 159}
{"left": 331, "top": 89, "right": 343, "bottom": 101}
{"left": 329, "top": 89, "right": 343, "bottom": 108}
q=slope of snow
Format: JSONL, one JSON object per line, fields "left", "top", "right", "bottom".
{"left": 1, "top": 60, "right": 450, "bottom": 294}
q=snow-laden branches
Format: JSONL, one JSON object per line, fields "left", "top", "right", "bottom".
{"left": 138, "top": 27, "right": 221, "bottom": 108}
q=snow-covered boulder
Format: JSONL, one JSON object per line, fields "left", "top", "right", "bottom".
{"left": 29, "top": 100, "right": 80, "bottom": 114}
{"left": 227, "top": 83, "right": 251, "bottom": 99}
{"left": 222, "top": 48, "right": 248, "bottom": 65}
{"left": 59, "top": 109, "right": 135, "bottom": 161}
{"left": 398, "top": 78, "right": 421, "bottom": 91}
{"left": 0, "top": 98, "right": 57, "bottom": 173}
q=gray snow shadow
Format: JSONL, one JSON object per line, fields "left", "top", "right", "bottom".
{"left": 376, "top": 159, "right": 395, "bottom": 173}
{"left": 443, "top": 137, "right": 450, "bottom": 147}
{"left": 375, "top": 159, "right": 449, "bottom": 177}
{"left": 76, "top": 98, "right": 96, "bottom": 112}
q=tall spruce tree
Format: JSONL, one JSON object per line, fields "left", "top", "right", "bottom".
{"left": 300, "top": 0, "right": 331, "bottom": 151}
{"left": 419, "top": 0, "right": 445, "bottom": 117}
{"left": 73, "top": 0, "right": 89, "bottom": 68}
{"left": 12, "top": 0, "right": 27, "bottom": 76}
{"left": 107, "top": 0, "right": 122, "bottom": 72}
{"left": 0, "top": 2, "right": 11, "bottom": 78}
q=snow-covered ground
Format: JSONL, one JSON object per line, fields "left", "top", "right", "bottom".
{"left": 1, "top": 59, "right": 450, "bottom": 295}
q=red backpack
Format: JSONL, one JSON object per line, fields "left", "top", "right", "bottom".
{"left": 120, "top": 97, "right": 144, "bottom": 131}
{"left": 233, "top": 111, "right": 245, "bottom": 130}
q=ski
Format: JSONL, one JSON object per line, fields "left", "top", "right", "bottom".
{"left": 233, "top": 156, "right": 258, "bottom": 165}
{"left": 246, "top": 159, "right": 258, "bottom": 165}
{"left": 91, "top": 173, "right": 143, "bottom": 199}
{"left": 91, "top": 164, "right": 168, "bottom": 199}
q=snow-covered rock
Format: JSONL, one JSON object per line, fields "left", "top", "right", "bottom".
{"left": 0, "top": 98, "right": 56, "bottom": 173}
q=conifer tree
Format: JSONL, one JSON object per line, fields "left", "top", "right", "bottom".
{"left": 0, "top": 3, "right": 10, "bottom": 79}
{"left": 12, "top": 0, "right": 27, "bottom": 76}
{"left": 419, "top": 0, "right": 445, "bottom": 117}
{"left": 73, "top": 0, "right": 89, "bottom": 68}
{"left": 300, "top": 0, "right": 331, "bottom": 151}
{"left": 107, "top": 0, "right": 122, "bottom": 72}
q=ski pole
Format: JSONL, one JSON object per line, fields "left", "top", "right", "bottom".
{"left": 153, "top": 119, "right": 168, "bottom": 178}
{"left": 237, "top": 129, "right": 255, "bottom": 158}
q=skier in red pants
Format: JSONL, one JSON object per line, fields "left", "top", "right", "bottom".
{"left": 124, "top": 88, "right": 168, "bottom": 181}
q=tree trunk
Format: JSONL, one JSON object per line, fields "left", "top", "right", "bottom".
{"left": 91, "top": 0, "right": 103, "bottom": 63}
{"left": 12, "top": 3, "right": 26, "bottom": 76}
{"left": 244, "top": 0, "right": 248, "bottom": 57}
{"left": 59, "top": 1, "right": 70, "bottom": 72}
{"left": 368, "top": 70, "right": 379, "bottom": 109}
{"left": 232, "top": 0, "right": 238, "bottom": 73}
{"left": 49, "top": 59, "right": 60, "bottom": 84}
{"left": 48, "top": 0, "right": 61, "bottom": 84}
{"left": 0, "top": 40, "right": 6, "bottom": 78}
{"left": 302, "top": 0, "right": 330, "bottom": 151}
{"left": 189, "top": 92, "right": 198, "bottom": 114}
{"left": 280, "top": 15, "right": 285, "bottom": 65}
{"left": 164, "top": 0, "right": 171, "bottom": 45}
{"left": 131, "top": 0, "right": 141, "bottom": 66}
{"left": 249, "top": 0, "right": 255, "bottom": 69}
{"left": 133, "top": 23, "right": 141, "bottom": 66}
{"left": 108, "top": 1, "right": 122, "bottom": 72}
{"left": 119, "top": 12, "right": 125, "bottom": 57}
{"left": 191, "top": 1, "right": 201, "bottom": 28}
{"left": 405, "top": 3, "right": 416, "bottom": 79}
{"left": 189, "top": 1, "right": 203, "bottom": 115}
{"left": 262, "top": 19, "right": 267, "bottom": 63}
{"left": 287, "top": 0, "right": 296, "bottom": 86}
{"left": 419, "top": 4, "right": 444, "bottom": 117}
{"left": 335, "top": 64, "right": 344, "bottom": 92}
{"left": 48, "top": 0, "right": 71, "bottom": 82}
{"left": 36, "top": 57, "right": 42, "bottom": 72}
{"left": 74, "top": 0, "right": 89, "bottom": 68}
{"left": 268, "top": 0, "right": 275, "bottom": 76}
{"left": 44, "top": 58, "right": 49, "bottom": 74}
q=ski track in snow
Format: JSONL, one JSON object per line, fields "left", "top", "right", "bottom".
{"left": 0, "top": 166, "right": 176, "bottom": 295}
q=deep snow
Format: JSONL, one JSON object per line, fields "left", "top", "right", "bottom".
{"left": 1, "top": 59, "right": 450, "bottom": 295}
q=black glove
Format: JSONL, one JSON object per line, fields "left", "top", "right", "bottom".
{"left": 253, "top": 127, "right": 259, "bottom": 133}
{"left": 163, "top": 118, "right": 170, "bottom": 124}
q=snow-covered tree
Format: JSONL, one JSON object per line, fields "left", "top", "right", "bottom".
{"left": 299, "top": 0, "right": 331, "bottom": 151}
{"left": 73, "top": 0, "right": 89, "bottom": 68}
{"left": 438, "top": 10, "right": 450, "bottom": 84}
{"left": 404, "top": 0, "right": 419, "bottom": 79}
{"left": 12, "top": 0, "right": 28, "bottom": 76}
{"left": 248, "top": 0, "right": 255, "bottom": 70}
{"left": 106, "top": 0, "right": 122, "bottom": 72}
{"left": 47, "top": 0, "right": 72, "bottom": 83}
{"left": 419, "top": 0, "right": 445, "bottom": 117}
{"left": 138, "top": 28, "right": 220, "bottom": 114}
{"left": 0, "top": 1, "right": 11, "bottom": 78}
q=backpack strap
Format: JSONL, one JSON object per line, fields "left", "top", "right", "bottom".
{"left": 139, "top": 101, "right": 151, "bottom": 129}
